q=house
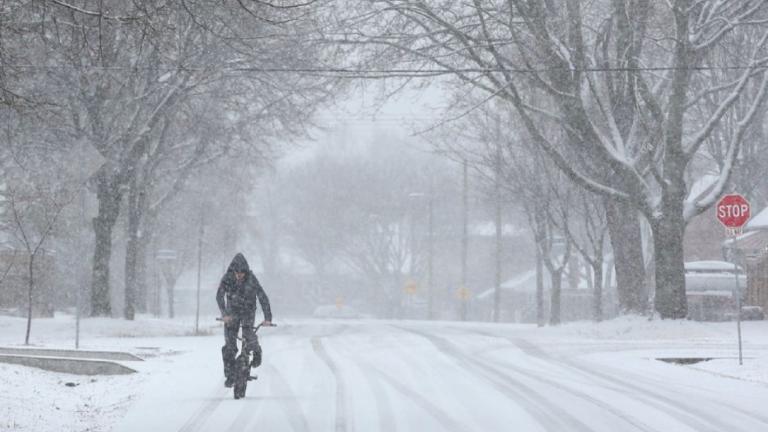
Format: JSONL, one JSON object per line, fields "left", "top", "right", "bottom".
{"left": 725, "top": 206, "right": 768, "bottom": 317}
{"left": 682, "top": 173, "right": 767, "bottom": 319}
{"left": 474, "top": 256, "right": 618, "bottom": 323}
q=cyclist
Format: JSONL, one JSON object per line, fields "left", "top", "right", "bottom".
{"left": 216, "top": 253, "right": 272, "bottom": 387}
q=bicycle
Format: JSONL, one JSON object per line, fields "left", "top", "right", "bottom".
{"left": 217, "top": 318, "right": 277, "bottom": 399}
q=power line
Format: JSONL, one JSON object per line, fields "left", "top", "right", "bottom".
{"left": 7, "top": 64, "right": 768, "bottom": 76}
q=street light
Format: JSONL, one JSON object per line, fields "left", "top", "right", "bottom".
{"left": 407, "top": 192, "right": 425, "bottom": 275}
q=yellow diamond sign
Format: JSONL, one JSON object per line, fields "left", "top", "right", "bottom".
{"left": 404, "top": 280, "right": 418, "bottom": 295}
{"left": 457, "top": 286, "right": 471, "bottom": 301}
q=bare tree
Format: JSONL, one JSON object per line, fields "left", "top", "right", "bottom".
{"left": 5, "top": 181, "right": 69, "bottom": 344}
{"left": 561, "top": 190, "right": 611, "bottom": 322}
{"left": 341, "top": 0, "right": 768, "bottom": 318}
{"left": 23, "top": 0, "right": 340, "bottom": 317}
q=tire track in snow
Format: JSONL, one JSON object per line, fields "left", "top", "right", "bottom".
{"left": 356, "top": 359, "right": 473, "bottom": 432}
{"left": 355, "top": 364, "right": 397, "bottom": 432}
{"left": 395, "top": 326, "right": 593, "bottom": 432}
{"left": 600, "top": 357, "right": 768, "bottom": 426}
{"left": 176, "top": 387, "right": 228, "bottom": 432}
{"left": 335, "top": 343, "right": 397, "bottom": 432}
{"left": 311, "top": 334, "right": 350, "bottom": 432}
{"left": 230, "top": 323, "right": 345, "bottom": 432}
{"left": 459, "top": 330, "right": 686, "bottom": 432}
{"left": 333, "top": 330, "right": 469, "bottom": 432}
{"left": 265, "top": 364, "right": 312, "bottom": 432}
{"left": 481, "top": 356, "right": 656, "bottom": 432}
{"left": 182, "top": 328, "right": 301, "bottom": 432}
{"left": 505, "top": 336, "right": 749, "bottom": 432}
{"left": 225, "top": 389, "right": 266, "bottom": 432}
{"left": 223, "top": 365, "right": 310, "bottom": 432}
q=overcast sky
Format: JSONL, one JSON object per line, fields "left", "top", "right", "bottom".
{"left": 281, "top": 80, "right": 450, "bottom": 166}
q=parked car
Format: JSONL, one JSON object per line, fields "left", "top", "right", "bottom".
{"left": 740, "top": 306, "right": 765, "bottom": 321}
{"left": 312, "top": 304, "right": 372, "bottom": 319}
{"left": 685, "top": 261, "right": 746, "bottom": 321}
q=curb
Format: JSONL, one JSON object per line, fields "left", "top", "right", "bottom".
{"left": 0, "top": 354, "right": 138, "bottom": 375}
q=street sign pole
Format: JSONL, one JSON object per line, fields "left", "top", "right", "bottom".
{"left": 716, "top": 194, "right": 750, "bottom": 366}
{"left": 732, "top": 231, "right": 743, "bottom": 366}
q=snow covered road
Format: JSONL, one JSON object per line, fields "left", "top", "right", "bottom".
{"left": 113, "top": 320, "right": 768, "bottom": 432}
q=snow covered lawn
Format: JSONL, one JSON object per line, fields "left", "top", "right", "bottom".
{"left": 1, "top": 314, "right": 767, "bottom": 432}
{"left": 0, "top": 314, "right": 220, "bottom": 432}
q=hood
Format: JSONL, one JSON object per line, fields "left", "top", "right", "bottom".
{"left": 227, "top": 253, "right": 250, "bottom": 273}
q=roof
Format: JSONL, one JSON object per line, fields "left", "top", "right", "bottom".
{"left": 688, "top": 174, "right": 718, "bottom": 201}
{"left": 747, "top": 206, "right": 768, "bottom": 230}
{"left": 684, "top": 260, "right": 743, "bottom": 273}
{"left": 476, "top": 259, "right": 616, "bottom": 300}
{"left": 469, "top": 221, "right": 524, "bottom": 237}
{"left": 723, "top": 230, "right": 768, "bottom": 254}
{"left": 476, "top": 270, "right": 535, "bottom": 300}
{"left": 687, "top": 290, "right": 734, "bottom": 298}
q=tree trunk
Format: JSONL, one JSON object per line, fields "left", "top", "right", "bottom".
{"left": 167, "top": 279, "right": 175, "bottom": 319}
{"left": 549, "top": 269, "right": 563, "bottom": 326}
{"left": 651, "top": 8, "right": 691, "bottom": 320}
{"left": 124, "top": 176, "right": 144, "bottom": 320}
{"left": 134, "top": 233, "right": 150, "bottom": 313}
{"left": 91, "top": 170, "right": 122, "bottom": 316}
{"left": 604, "top": 199, "right": 647, "bottom": 314}
{"left": 135, "top": 215, "right": 158, "bottom": 314}
{"left": 152, "top": 250, "right": 162, "bottom": 317}
{"left": 536, "top": 245, "right": 544, "bottom": 327}
{"left": 393, "top": 271, "right": 404, "bottom": 319}
{"left": 124, "top": 220, "right": 138, "bottom": 319}
{"left": 652, "top": 196, "right": 688, "bottom": 319}
{"left": 164, "top": 272, "right": 177, "bottom": 319}
{"left": 592, "top": 259, "right": 603, "bottom": 322}
{"left": 25, "top": 254, "right": 34, "bottom": 345}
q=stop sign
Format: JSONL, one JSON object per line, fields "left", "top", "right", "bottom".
{"left": 716, "top": 194, "right": 751, "bottom": 228}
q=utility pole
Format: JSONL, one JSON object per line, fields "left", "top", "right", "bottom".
{"left": 427, "top": 184, "right": 434, "bottom": 320}
{"left": 493, "top": 132, "right": 503, "bottom": 322}
{"left": 460, "top": 159, "right": 469, "bottom": 321}
{"left": 536, "top": 236, "right": 545, "bottom": 327}
{"left": 409, "top": 198, "right": 417, "bottom": 278}
{"left": 407, "top": 191, "right": 425, "bottom": 319}
{"left": 195, "top": 210, "right": 205, "bottom": 335}
{"left": 76, "top": 142, "right": 87, "bottom": 349}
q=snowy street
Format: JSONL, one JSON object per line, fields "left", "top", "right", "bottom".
{"left": 104, "top": 319, "right": 768, "bottom": 432}
{"left": 3, "top": 316, "right": 768, "bottom": 431}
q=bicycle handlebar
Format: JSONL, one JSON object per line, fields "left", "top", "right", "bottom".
{"left": 216, "top": 317, "right": 278, "bottom": 330}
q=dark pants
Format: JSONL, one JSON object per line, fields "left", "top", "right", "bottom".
{"left": 221, "top": 312, "right": 262, "bottom": 379}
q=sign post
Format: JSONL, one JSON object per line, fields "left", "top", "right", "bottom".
{"left": 403, "top": 280, "right": 418, "bottom": 318}
{"left": 716, "top": 194, "right": 751, "bottom": 366}
{"left": 156, "top": 249, "right": 177, "bottom": 318}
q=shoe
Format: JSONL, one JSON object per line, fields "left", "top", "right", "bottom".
{"left": 225, "top": 377, "right": 234, "bottom": 388}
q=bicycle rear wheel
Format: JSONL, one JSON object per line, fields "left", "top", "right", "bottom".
{"left": 233, "top": 355, "right": 249, "bottom": 399}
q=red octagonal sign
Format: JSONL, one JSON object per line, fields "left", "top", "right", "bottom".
{"left": 716, "top": 194, "right": 751, "bottom": 228}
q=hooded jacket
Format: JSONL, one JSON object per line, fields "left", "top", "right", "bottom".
{"left": 216, "top": 253, "right": 272, "bottom": 320}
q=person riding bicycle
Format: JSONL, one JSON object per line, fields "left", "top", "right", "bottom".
{"left": 216, "top": 253, "right": 272, "bottom": 388}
